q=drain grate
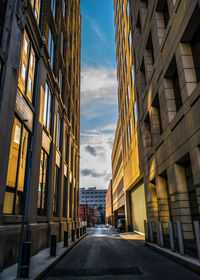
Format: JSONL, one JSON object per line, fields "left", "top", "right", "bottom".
{"left": 49, "top": 266, "right": 142, "bottom": 277}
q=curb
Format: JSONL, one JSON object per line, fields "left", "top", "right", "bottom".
{"left": 145, "top": 242, "right": 200, "bottom": 275}
{"left": 34, "top": 233, "right": 88, "bottom": 280}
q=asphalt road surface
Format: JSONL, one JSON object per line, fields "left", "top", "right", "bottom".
{"left": 45, "top": 228, "right": 200, "bottom": 280}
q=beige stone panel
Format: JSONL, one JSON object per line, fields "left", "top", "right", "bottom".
{"left": 167, "top": 165, "right": 178, "bottom": 195}
{"left": 174, "top": 163, "right": 188, "bottom": 193}
{"left": 190, "top": 147, "right": 200, "bottom": 185}
{"left": 155, "top": 176, "right": 168, "bottom": 199}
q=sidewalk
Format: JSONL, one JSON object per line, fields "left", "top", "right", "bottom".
{"left": 119, "top": 231, "right": 145, "bottom": 241}
{"left": 146, "top": 242, "right": 200, "bottom": 275}
{"left": 0, "top": 233, "right": 87, "bottom": 280}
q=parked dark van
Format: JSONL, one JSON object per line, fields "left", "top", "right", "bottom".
{"left": 117, "top": 219, "right": 125, "bottom": 232}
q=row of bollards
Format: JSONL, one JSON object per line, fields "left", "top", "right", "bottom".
{"left": 145, "top": 220, "right": 200, "bottom": 261}
{"left": 18, "top": 227, "right": 86, "bottom": 278}
{"left": 50, "top": 227, "right": 86, "bottom": 257}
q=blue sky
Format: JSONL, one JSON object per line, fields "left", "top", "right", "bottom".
{"left": 80, "top": 0, "right": 118, "bottom": 189}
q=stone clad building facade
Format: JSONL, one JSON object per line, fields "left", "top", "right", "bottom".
{"left": 0, "top": 0, "right": 81, "bottom": 270}
{"left": 130, "top": 0, "right": 200, "bottom": 254}
{"left": 105, "top": 180, "right": 113, "bottom": 225}
{"left": 111, "top": 118, "right": 125, "bottom": 227}
{"left": 113, "top": 0, "right": 147, "bottom": 234}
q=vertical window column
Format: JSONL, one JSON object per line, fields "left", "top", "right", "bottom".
{"left": 146, "top": 181, "right": 159, "bottom": 229}
{"left": 30, "top": 0, "right": 41, "bottom": 24}
{"left": 139, "top": 59, "right": 146, "bottom": 94}
{"left": 37, "top": 149, "right": 48, "bottom": 216}
{"left": 48, "top": 28, "right": 54, "bottom": 70}
{"left": 140, "top": 0, "right": 148, "bottom": 29}
{"left": 155, "top": 174, "right": 172, "bottom": 233}
{"left": 190, "top": 147, "right": 200, "bottom": 217}
{"left": 143, "top": 113, "right": 152, "bottom": 148}
{"left": 144, "top": 32, "right": 154, "bottom": 81}
{"left": 18, "top": 31, "right": 36, "bottom": 103}
{"left": 63, "top": 174, "right": 68, "bottom": 217}
{"left": 56, "top": 112, "right": 61, "bottom": 150}
{"left": 176, "top": 43, "right": 197, "bottom": 101}
{"left": 168, "top": 159, "right": 194, "bottom": 240}
{"left": 150, "top": 94, "right": 162, "bottom": 145}
{"left": 53, "top": 166, "right": 60, "bottom": 217}
{"left": 3, "top": 117, "right": 29, "bottom": 214}
{"left": 43, "top": 82, "right": 52, "bottom": 134}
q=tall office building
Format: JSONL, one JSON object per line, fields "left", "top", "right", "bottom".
{"left": 0, "top": 0, "right": 81, "bottom": 270}
{"left": 79, "top": 187, "right": 107, "bottom": 223}
{"left": 130, "top": 0, "right": 200, "bottom": 257}
{"left": 113, "top": 0, "right": 147, "bottom": 233}
{"left": 79, "top": 187, "right": 107, "bottom": 211}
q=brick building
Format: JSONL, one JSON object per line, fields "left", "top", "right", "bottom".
{"left": 79, "top": 204, "right": 97, "bottom": 227}
{"left": 130, "top": 0, "right": 200, "bottom": 255}
{"left": 0, "top": 0, "right": 81, "bottom": 270}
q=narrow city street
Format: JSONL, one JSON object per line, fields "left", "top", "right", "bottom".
{"left": 45, "top": 228, "right": 199, "bottom": 280}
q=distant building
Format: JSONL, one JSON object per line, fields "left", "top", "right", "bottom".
{"left": 105, "top": 180, "right": 113, "bottom": 225}
{"left": 79, "top": 204, "right": 98, "bottom": 227}
{"left": 79, "top": 187, "right": 107, "bottom": 223}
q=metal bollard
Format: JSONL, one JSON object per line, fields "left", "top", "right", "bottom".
{"left": 76, "top": 228, "right": 79, "bottom": 239}
{"left": 149, "top": 222, "right": 153, "bottom": 243}
{"left": 80, "top": 227, "right": 82, "bottom": 236}
{"left": 159, "top": 222, "right": 164, "bottom": 247}
{"left": 64, "top": 231, "right": 68, "bottom": 247}
{"left": 168, "top": 221, "right": 175, "bottom": 251}
{"left": 71, "top": 229, "right": 75, "bottom": 242}
{"left": 50, "top": 234, "right": 57, "bottom": 257}
{"left": 156, "top": 222, "right": 160, "bottom": 245}
{"left": 19, "top": 241, "right": 32, "bottom": 278}
{"left": 193, "top": 221, "right": 200, "bottom": 261}
{"left": 177, "top": 221, "right": 184, "bottom": 256}
{"left": 144, "top": 221, "right": 149, "bottom": 242}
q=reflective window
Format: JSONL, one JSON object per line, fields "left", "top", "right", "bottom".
{"left": 43, "top": 82, "right": 52, "bottom": 133}
{"left": 37, "top": 149, "right": 48, "bottom": 216}
{"left": 134, "top": 102, "right": 138, "bottom": 122}
{"left": 59, "top": 69, "right": 63, "bottom": 95}
{"left": 56, "top": 112, "right": 61, "bottom": 149}
{"left": 18, "top": 31, "right": 36, "bottom": 103}
{"left": 130, "top": 117, "right": 133, "bottom": 136}
{"left": 48, "top": 28, "right": 54, "bottom": 69}
{"left": 127, "top": 85, "right": 130, "bottom": 101}
{"left": 51, "top": 0, "right": 56, "bottom": 18}
{"left": 53, "top": 166, "right": 60, "bottom": 217}
{"left": 3, "top": 117, "right": 29, "bottom": 214}
{"left": 60, "top": 32, "right": 64, "bottom": 56}
{"left": 62, "top": 0, "right": 65, "bottom": 18}
{"left": 30, "top": 0, "right": 41, "bottom": 24}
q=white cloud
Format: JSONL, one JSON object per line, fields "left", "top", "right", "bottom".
{"left": 80, "top": 65, "right": 118, "bottom": 189}
{"left": 80, "top": 128, "right": 114, "bottom": 190}
{"left": 81, "top": 66, "right": 118, "bottom": 105}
